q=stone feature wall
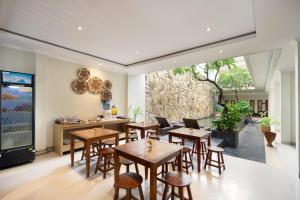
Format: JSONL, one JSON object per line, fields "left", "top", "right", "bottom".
{"left": 145, "top": 70, "right": 215, "bottom": 122}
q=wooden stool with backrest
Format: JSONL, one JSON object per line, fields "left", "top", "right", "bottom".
{"left": 162, "top": 171, "right": 193, "bottom": 200}
{"left": 204, "top": 146, "right": 225, "bottom": 174}
{"left": 114, "top": 172, "right": 144, "bottom": 200}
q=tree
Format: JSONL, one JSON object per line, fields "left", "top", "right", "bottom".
{"left": 217, "top": 67, "right": 252, "bottom": 101}
{"left": 173, "top": 58, "right": 235, "bottom": 107}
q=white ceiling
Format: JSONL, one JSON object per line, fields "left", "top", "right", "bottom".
{"left": 0, "top": 0, "right": 300, "bottom": 90}
{"left": 0, "top": 0, "right": 255, "bottom": 65}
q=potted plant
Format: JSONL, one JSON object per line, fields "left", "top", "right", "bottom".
{"left": 212, "top": 104, "right": 241, "bottom": 147}
{"left": 258, "top": 112, "right": 279, "bottom": 147}
{"left": 128, "top": 106, "right": 143, "bottom": 122}
{"left": 235, "top": 101, "right": 253, "bottom": 124}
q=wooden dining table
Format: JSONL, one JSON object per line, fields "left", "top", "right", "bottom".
{"left": 168, "top": 127, "right": 211, "bottom": 173}
{"left": 125, "top": 122, "right": 159, "bottom": 143}
{"left": 114, "top": 139, "right": 183, "bottom": 200}
{"left": 70, "top": 128, "right": 119, "bottom": 177}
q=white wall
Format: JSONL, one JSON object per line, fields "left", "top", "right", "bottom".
{"left": 0, "top": 46, "right": 128, "bottom": 151}
{"left": 127, "top": 74, "right": 145, "bottom": 122}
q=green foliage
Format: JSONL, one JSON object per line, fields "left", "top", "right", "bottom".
{"left": 258, "top": 113, "right": 279, "bottom": 128}
{"left": 217, "top": 67, "right": 252, "bottom": 90}
{"left": 213, "top": 104, "right": 241, "bottom": 131}
{"left": 172, "top": 66, "right": 192, "bottom": 75}
{"left": 128, "top": 106, "right": 143, "bottom": 118}
{"left": 235, "top": 101, "right": 253, "bottom": 117}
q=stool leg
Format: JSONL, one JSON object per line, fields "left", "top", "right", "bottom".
{"left": 81, "top": 144, "right": 86, "bottom": 160}
{"left": 201, "top": 143, "right": 205, "bottom": 160}
{"left": 134, "top": 162, "right": 140, "bottom": 175}
{"left": 189, "top": 152, "right": 194, "bottom": 170}
{"left": 187, "top": 185, "right": 193, "bottom": 200}
{"left": 126, "top": 165, "right": 130, "bottom": 173}
{"left": 162, "top": 183, "right": 169, "bottom": 200}
{"left": 191, "top": 141, "right": 195, "bottom": 157}
{"left": 184, "top": 152, "right": 188, "bottom": 174}
{"left": 217, "top": 152, "right": 221, "bottom": 174}
{"left": 94, "top": 155, "right": 100, "bottom": 174}
{"left": 221, "top": 152, "right": 225, "bottom": 170}
{"left": 179, "top": 187, "right": 184, "bottom": 200}
{"left": 138, "top": 185, "right": 144, "bottom": 200}
{"left": 103, "top": 157, "right": 107, "bottom": 179}
{"left": 171, "top": 186, "right": 175, "bottom": 200}
{"left": 113, "top": 187, "right": 119, "bottom": 200}
{"left": 126, "top": 189, "right": 131, "bottom": 200}
{"left": 204, "top": 151, "right": 209, "bottom": 170}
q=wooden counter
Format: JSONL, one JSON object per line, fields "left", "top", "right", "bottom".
{"left": 53, "top": 118, "right": 130, "bottom": 155}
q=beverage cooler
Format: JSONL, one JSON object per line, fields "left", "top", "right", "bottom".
{"left": 0, "top": 71, "right": 35, "bottom": 168}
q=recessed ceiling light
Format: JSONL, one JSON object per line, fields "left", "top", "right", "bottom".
{"left": 218, "top": 50, "right": 223, "bottom": 53}
{"left": 173, "top": 60, "right": 177, "bottom": 63}
{"left": 97, "top": 63, "right": 103, "bottom": 66}
{"left": 135, "top": 51, "right": 139, "bottom": 55}
{"left": 206, "top": 27, "right": 211, "bottom": 32}
{"left": 77, "top": 26, "right": 83, "bottom": 31}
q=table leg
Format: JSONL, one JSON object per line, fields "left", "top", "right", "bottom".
{"left": 208, "top": 133, "right": 211, "bottom": 146}
{"left": 70, "top": 135, "right": 75, "bottom": 166}
{"left": 141, "top": 129, "right": 145, "bottom": 139}
{"left": 168, "top": 133, "right": 172, "bottom": 143}
{"left": 115, "top": 134, "right": 119, "bottom": 146}
{"left": 145, "top": 166, "right": 148, "bottom": 180}
{"left": 155, "top": 125, "right": 159, "bottom": 135}
{"left": 177, "top": 149, "right": 183, "bottom": 171}
{"left": 113, "top": 151, "right": 120, "bottom": 182}
{"left": 126, "top": 126, "right": 129, "bottom": 143}
{"left": 197, "top": 139, "right": 201, "bottom": 173}
{"left": 85, "top": 141, "right": 91, "bottom": 177}
{"left": 149, "top": 165, "right": 158, "bottom": 200}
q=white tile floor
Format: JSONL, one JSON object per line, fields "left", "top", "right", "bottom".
{"left": 0, "top": 141, "right": 299, "bottom": 200}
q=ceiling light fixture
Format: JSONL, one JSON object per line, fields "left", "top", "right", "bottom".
{"left": 218, "top": 50, "right": 223, "bottom": 53}
{"left": 135, "top": 51, "right": 139, "bottom": 55}
{"left": 173, "top": 60, "right": 177, "bottom": 63}
{"left": 97, "top": 63, "right": 103, "bottom": 66}
{"left": 206, "top": 27, "right": 211, "bottom": 32}
{"left": 77, "top": 26, "right": 83, "bottom": 31}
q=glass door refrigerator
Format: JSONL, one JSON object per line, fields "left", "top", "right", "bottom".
{"left": 0, "top": 70, "right": 35, "bottom": 168}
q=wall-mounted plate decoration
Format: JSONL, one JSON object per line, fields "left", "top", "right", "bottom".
{"left": 77, "top": 68, "right": 90, "bottom": 81}
{"left": 87, "top": 77, "right": 103, "bottom": 94}
{"left": 71, "top": 79, "right": 87, "bottom": 94}
{"left": 101, "top": 89, "right": 112, "bottom": 101}
{"left": 103, "top": 80, "right": 112, "bottom": 90}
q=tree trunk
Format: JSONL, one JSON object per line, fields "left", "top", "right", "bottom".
{"left": 235, "top": 90, "right": 239, "bottom": 102}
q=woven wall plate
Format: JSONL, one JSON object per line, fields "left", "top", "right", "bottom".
{"left": 87, "top": 77, "right": 103, "bottom": 94}
{"left": 103, "top": 80, "right": 112, "bottom": 90}
{"left": 101, "top": 89, "right": 112, "bottom": 101}
{"left": 77, "top": 68, "right": 90, "bottom": 81}
{"left": 71, "top": 79, "right": 87, "bottom": 94}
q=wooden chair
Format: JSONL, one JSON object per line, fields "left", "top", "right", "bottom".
{"left": 102, "top": 139, "right": 116, "bottom": 148}
{"left": 119, "top": 156, "right": 140, "bottom": 175}
{"left": 162, "top": 171, "right": 193, "bottom": 200}
{"left": 114, "top": 172, "right": 144, "bottom": 200}
{"left": 182, "top": 147, "right": 194, "bottom": 174}
{"left": 191, "top": 139, "right": 207, "bottom": 159}
{"left": 204, "top": 146, "right": 225, "bottom": 174}
{"left": 94, "top": 148, "right": 114, "bottom": 179}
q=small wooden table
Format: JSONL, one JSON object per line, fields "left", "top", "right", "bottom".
{"left": 125, "top": 122, "right": 159, "bottom": 143}
{"left": 70, "top": 128, "right": 119, "bottom": 177}
{"left": 114, "top": 139, "right": 183, "bottom": 200}
{"left": 168, "top": 127, "right": 211, "bottom": 173}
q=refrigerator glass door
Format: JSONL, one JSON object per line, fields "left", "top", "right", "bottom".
{"left": 1, "top": 85, "right": 33, "bottom": 150}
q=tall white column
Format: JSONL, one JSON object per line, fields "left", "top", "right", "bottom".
{"left": 294, "top": 39, "right": 300, "bottom": 178}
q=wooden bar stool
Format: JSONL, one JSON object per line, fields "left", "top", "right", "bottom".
{"left": 127, "top": 130, "right": 138, "bottom": 142}
{"left": 146, "top": 129, "right": 157, "bottom": 137}
{"left": 114, "top": 172, "right": 144, "bottom": 200}
{"left": 94, "top": 148, "right": 114, "bottom": 179}
{"left": 162, "top": 171, "right": 193, "bottom": 200}
{"left": 191, "top": 139, "right": 207, "bottom": 159}
{"left": 204, "top": 146, "right": 225, "bottom": 174}
{"left": 182, "top": 147, "right": 194, "bottom": 174}
{"left": 81, "top": 142, "right": 98, "bottom": 160}
{"left": 119, "top": 156, "right": 140, "bottom": 175}
{"left": 102, "top": 139, "right": 116, "bottom": 148}
{"left": 170, "top": 137, "right": 182, "bottom": 145}
{"left": 160, "top": 158, "right": 176, "bottom": 177}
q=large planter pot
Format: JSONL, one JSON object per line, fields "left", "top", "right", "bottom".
{"left": 211, "top": 129, "right": 239, "bottom": 148}
{"left": 261, "top": 125, "right": 270, "bottom": 133}
{"left": 263, "top": 131, "right": 276, "bottom": 147}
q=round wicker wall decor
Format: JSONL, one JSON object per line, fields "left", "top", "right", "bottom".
{"left": 87, "top": 77, "right": 103, "bottom": 94}
{"left": 77, "top": 68, "right": 90, "bottom": 81}
{"left": 71, "top": 79, "right": 87, "bottom": 94}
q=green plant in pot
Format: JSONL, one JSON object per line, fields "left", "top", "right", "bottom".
{"left": 235, "top": 101, "right": 253, "bottom": 123}
{"left": 128, "top": 106, "right": 143, "bottom": 122}
{"left": 258, "top": 112, "right": 279, "bottom": 147}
